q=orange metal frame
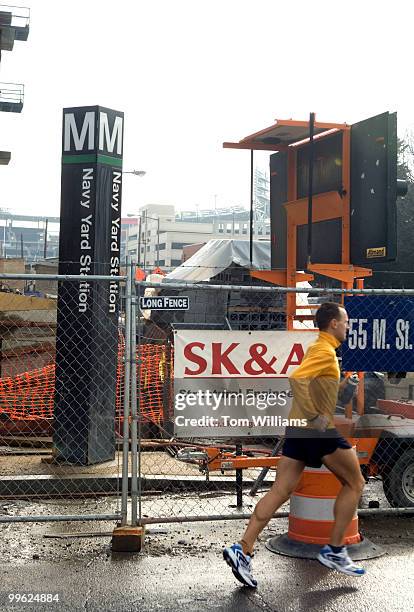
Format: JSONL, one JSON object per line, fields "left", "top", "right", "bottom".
{"left": 244, "top": 118, "right": 372, "bottom": 327}
{"left": 202, "top": 433, "right": 377, "bottom": 473}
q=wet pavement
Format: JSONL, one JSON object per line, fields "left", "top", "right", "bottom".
{"left": 1, "top": 490, "right": 414, "bottom": 611}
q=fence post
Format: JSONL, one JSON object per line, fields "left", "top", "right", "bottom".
{"left": 120, "top": 258, "right": 132, "bottom": 526}
{"left": 112, "top": 261, "right": 145, "bottom": 552}
{"left": 136, "top": 280, "right": 143, "bottom": 526}
{"left": 130, "top": 269, "right": 139, "bottom": 526}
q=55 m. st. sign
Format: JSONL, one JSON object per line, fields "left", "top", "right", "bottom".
{"left": 342, "top": 296, "right": 414, "bottom": 372}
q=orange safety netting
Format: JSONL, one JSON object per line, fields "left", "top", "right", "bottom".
{"left": 0, "top": 341, "right": 170, "bottom": 427}
{"left": 138, "top": 344, "right": 170, "bottom": 425}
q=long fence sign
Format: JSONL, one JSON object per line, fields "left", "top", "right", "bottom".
{"left": 173, "top": 330, "right": 317, "bottom": 437}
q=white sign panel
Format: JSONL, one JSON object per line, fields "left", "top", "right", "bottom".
{"left": 173, "top": 330, "right": 317, "bottom": 437}
{"left": 140, "top": 296, "right": 190, "bottom": 310}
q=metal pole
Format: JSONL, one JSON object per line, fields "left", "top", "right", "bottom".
{"left": 235, "top": 443, "right": 243, "bottom": 508}
{"left": 249, "top": 438, "right": 284, "bottom": 496}
{"left": 0, "top": 514, "right": 121, "bottom": 524}
{"left": 143, "top": 210, "right": 148, "bottom": 272}
{"left": 307, "top": 112, "right": 315, "bottom": 267}
{"left": 156, "top": 217, "right": 160, "bottom": 268}
{"left": 120, "top": 258, "right": 132, "bottom": 526}
{"left": 250, "top": 150, "right": 254, "bottom": 267}
{"left": 130, "top": 266, "right": 139, "bottom": 526}
{"left": 137, "top": 215, "right": 142, "bottom": 267}
{"left": 136, "top": 506, "right": 414, "bottom": 526}
{"left": 43, "top": 218, "right": 48, "bottom": 259}
{"left": 133, "top": 279, "right": 414, "bottom": 297}
{"left": 20, "top": 233, "right": 23, "bottom": 260}
{"left": 136, "top": 279, "right": 143, "bottom": 524}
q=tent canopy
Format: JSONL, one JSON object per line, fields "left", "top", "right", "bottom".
{"left": 166, "top": 239, "right": 271, "bottom": 282}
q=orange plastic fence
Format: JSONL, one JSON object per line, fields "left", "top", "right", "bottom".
{"left": 0, "top": 341, "right": 169, "bottom": 427}
{"left": 138, "top": 344, "right": 168, "bottom": 425}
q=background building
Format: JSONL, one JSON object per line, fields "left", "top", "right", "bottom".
{"left": 0, "top": 212, "right": 59, "bottom": 261}
{"left": 126, "top": 203, "right": 271, "bottom": 271}
{"left": 0, "top": 4, "right": 29, "bottom": 166}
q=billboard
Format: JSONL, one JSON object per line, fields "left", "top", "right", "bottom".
{"left": 173, "top": 330, "right": 317, "bottom": 437}
{"left": 53, "top": 106, "right": 123, "bottom": 465}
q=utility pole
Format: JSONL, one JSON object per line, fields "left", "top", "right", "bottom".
{"left": 137, "top": 215, "right": 142, "bottom": 267}
{"left": 143, "top": 210, "right": 148, "bottom": 272}
{"left": 43, "top": 218, "right": 48, "bottom": 259}
{"left": 156, "top": 216, "right": 160, "bottom": 267}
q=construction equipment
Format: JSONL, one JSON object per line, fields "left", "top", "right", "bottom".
{"left": 177, "top": 112, "right": 414, "bottom": 509}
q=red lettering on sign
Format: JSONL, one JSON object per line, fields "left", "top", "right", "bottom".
{"left": 244, "top": 343, "right": 277, "bottom": 375}
{"left": 280, "top": 343, "right": 304, "bottom": 374}
{"left": 211, "top": 343, "right": 240, "bottom": 375}
{"left": 184, "top": 342, "right": 207, "bottom": 375}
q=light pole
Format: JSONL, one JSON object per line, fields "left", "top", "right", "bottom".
{"left": 123, "top": 169, "right": 146, "bottom": 177}
{"left": 43, "top": 218, "right": 48, "bottom": 259}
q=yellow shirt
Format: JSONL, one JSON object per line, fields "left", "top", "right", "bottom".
{"left": 288, "top": 331, "right": 341, "bottom": 429}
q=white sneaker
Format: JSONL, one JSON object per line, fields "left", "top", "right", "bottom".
{"left": 318, "top": 545, "right": 366, "bottom": 576}
{"left": 223, "top": 543, "right": 257, "bottom": 588}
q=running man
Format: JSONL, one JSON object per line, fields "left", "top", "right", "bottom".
{"left": 223, "top": 302, "right": 366, "bottom": 587}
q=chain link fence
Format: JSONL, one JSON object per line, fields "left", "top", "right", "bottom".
{"left": 0, "top": 269, "right": 128, "bottom": 525}
{"left": 1, "top": 265, "right": 414, "bottom": 533}
{"left": 133, "top": 271, "right": 414, "bottom": 525}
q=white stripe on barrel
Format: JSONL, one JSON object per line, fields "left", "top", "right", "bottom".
{"left": 290, "top": 494, "right": 357, "bottom": 522}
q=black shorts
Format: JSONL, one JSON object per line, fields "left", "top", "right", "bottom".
{"left": 282, "top": 426, "right": 352, "bottom": 469}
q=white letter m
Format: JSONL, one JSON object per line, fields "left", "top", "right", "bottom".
{"left": 99, "top": 112, "right": 123, "bottom": 154}
{"left": 64, "top": 112, "right": 95, "bottom": 152}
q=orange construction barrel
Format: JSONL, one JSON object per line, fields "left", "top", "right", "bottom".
{"left": 288, "top": 465, "right": 361, "bottom": 546}
{"left": 266, "top": 460, "right": 384, "bottom": 560}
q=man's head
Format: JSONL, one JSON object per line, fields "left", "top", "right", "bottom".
{"left": 315, "top": 302, "right": 349, "bottom": 343}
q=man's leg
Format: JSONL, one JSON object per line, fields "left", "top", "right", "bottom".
{"left": 223, "top": 454, "right": 305, "bottom": 587}
{"left": 322, "top": 447, "right": 365, "bottom": 547}
{"left": 240, "top": 456, "right": 305, "bottom": 554}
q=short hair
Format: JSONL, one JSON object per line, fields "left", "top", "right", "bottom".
{"left": 315, "top": 302, "right": 342, "bottom": 330}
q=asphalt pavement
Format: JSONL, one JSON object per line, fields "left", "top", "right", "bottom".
{"left": 1, "top": 506, "right": 413, "bottom": 612}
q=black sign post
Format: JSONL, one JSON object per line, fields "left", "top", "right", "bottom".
{"left": 54, "top": 106, "right": 123, "bottom": 464}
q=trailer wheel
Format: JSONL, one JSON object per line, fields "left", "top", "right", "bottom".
{"left": 382, "top": 450, "right": 414, "bottom": 508}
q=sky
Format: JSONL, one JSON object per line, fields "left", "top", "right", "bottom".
{"left": 1, "top": 0, "right": 414, "bottom": 218}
